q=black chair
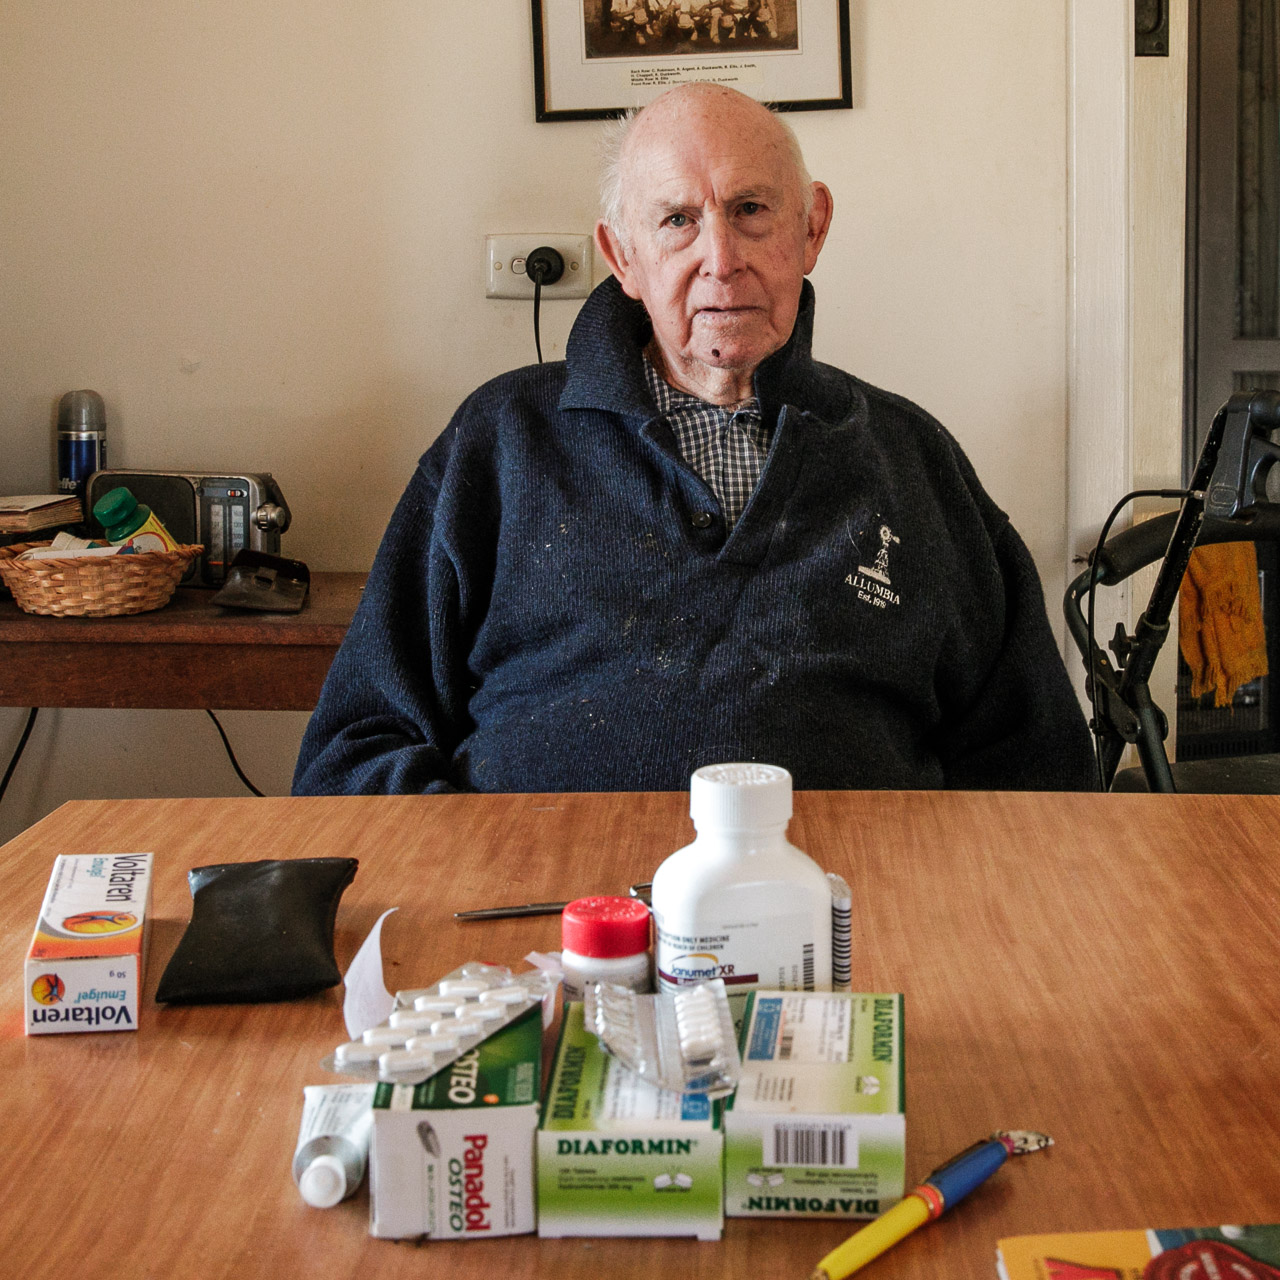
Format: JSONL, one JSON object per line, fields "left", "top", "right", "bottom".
{"left": 1063, "top": 390, "right": 1280, "bottom": 792}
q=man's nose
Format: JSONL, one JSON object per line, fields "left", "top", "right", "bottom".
{"left": 698, "top": 214, "right": 745, "bottom": 278}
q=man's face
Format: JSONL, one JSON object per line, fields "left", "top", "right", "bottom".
{"left": 596, "top": 89, "right": 831, "bottom": 401}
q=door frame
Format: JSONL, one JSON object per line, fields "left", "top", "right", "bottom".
{"left": 1065, "top": 1, "right": 1134, "bottom": 700}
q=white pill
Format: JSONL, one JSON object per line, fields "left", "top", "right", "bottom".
{"left": 680, "top": 1034, "right": 719, "bottom": 1064}
{"left": 405, "top": 1034, "right": 460, "bottom": 1054}
{"left": 677, "top": 1013, "right": 714, "bottom": 1035}
{"left": 394, "top": 987, "right": 439, "bottom": 1005}
{"left": 432, "top": 1018, "right": 483, "bottom": 1038}
{"left": 413, "top": 996, "right": 462, "bottom": 1015}
{"left": 438, "top": 980, "right": 487, "bottom": 998}
{"left": 379, "top": 1048, "right": 437, "bottom": 1073}
{"left": 678, "top": 1015, "right": 717, "bottom": 1040}
{"left": 363, "top": 1025, "right": 411, "bottom": 1047}
{"left": 389, "top": 1010, "right": 440, "bottom": 1032}
{"left": 479, "top": 986, "right": 528, "bottom": 1005}
{"left": 334, "top": 1040, "right": 381, "bottom": 1066}
{"left": 674, "top": 1173, "right": 693, "bottom": 1188}
{"left": 676, "top": 990, "right": 713, "bottom": 1015}
{"left": 468, "top": 1002, "right": 507, "bottom": 1022}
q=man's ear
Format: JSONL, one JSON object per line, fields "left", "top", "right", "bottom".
{"left": 802, "top": 182, "right": 834, "bottom": 275}
{"left": 595, "top": 220, "right": 644, "bottom": 300}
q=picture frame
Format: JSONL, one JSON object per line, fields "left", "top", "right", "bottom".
{"left": 531, "top": 0, "right": 852, "bottom": 122}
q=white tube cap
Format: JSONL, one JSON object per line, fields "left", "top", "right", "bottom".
{"left": 690, "top": 763, "right": 792, "bottom": 830}
{"left": 298, "top": 1154, "right": 348, "bottom": 1208}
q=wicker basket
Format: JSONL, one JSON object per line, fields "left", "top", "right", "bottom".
{"left": 0, "top": 542, "right": 202, "bottom": 617}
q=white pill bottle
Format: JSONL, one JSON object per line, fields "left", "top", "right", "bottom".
{"left": 651, "top": 763, "right": 832, "bottom": 994}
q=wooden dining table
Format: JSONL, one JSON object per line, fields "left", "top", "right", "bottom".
{"left": 0, "top": 788, "right": 1277, "bottom": 1278}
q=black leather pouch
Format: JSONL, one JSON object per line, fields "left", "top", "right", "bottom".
{"left": 209, "top": 550, "right": 310, "bottom": 613}
{"left": 155, "top": 857, "right": 357, "bottom": 1004}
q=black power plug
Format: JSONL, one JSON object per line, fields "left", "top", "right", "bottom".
{"left": 525, "top": 246, "right": 565, "bottom": 286}
{"left": 525, "top": 247, "right": 565, "bottom": 364}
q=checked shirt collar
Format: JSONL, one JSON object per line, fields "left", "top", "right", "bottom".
{"left": 642, "top": 354, "right": 772, "bottom": 527}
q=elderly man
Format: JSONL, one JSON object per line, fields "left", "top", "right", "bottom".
{"left": 293, "top": 83, "right": 1095, "bottom": 796}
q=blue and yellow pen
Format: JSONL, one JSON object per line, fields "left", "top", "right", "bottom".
{"left": 809, "top": 1129, "right": 1053, "bottom": 1280}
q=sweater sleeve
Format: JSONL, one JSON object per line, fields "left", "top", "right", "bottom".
{"left": 291, "top": 442, "right": 478, "bottom": 796}
{"left": 934, "top": 519, "right": 1098, "bottom": 792}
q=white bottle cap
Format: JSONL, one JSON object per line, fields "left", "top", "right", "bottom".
{"left": 690, "top": 762, "right": 792, "bottom": 830}
{"left": 298, "top": 1154, "right": 348, "bottom": 1208}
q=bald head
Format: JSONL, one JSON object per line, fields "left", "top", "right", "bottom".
{"left": 593, "top": 82, "right": 833, "bottom": 405}
{"left": 600, "top": 84, "right": 813, "bottom": 252}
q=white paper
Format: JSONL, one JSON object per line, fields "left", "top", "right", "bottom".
{"left": 19, "top": 546, "right": 122, "bottom": 560}
{"left": 343, "top": 908, "right": 398, "bottom": 1040}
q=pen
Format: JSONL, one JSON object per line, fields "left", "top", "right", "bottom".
{"left": 454, "top": 882, "right": 653, "bottom": 920}
{"left": 809, "top": 1129, "right": 1053, "bottom": 1280}
{"left": 453, "top": 901, "right": 568, "bottom": 920}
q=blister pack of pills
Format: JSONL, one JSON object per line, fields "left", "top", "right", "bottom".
{"left": 583, "top": 978, "right": 740, "bottom": 1098}
{"left": 323, "top": 961, "right": 558, "bottom": 1086}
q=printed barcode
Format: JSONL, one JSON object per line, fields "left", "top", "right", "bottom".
{"left": 771, "top": 1124, "right": 858, "bottom": 1168}
{"left": 802, "top": 942, "right": 815, "bottom": 991}
{"left": 778, "top": 1031, "right": 795, "bottom": 1061}
{"left": 831, "top": 900, "right": 852, "bottom": 990}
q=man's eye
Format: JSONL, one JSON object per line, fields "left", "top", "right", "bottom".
{"left": 666, "top": 213, "right": 690, "bottom": 228}
{"left": 739, "top": 201, "right": 763, "bottom": 216}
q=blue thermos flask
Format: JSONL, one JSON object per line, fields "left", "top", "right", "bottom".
{"left": 56, "top": 389, "right": 107, "bottom": 505}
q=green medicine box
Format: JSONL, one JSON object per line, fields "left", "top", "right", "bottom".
{"left": 537, "top": 1002, "right": 724, "bottom": 1240}
{"left": 724, "top": 991, "right": 905, "bottom": 1219}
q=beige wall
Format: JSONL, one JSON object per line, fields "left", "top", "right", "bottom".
{"left": 2, "top": 0, "right": 1079, "bottom": 839}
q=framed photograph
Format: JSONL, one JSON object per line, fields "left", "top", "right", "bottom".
{"left": 531, "top": 0, "right": 852, "bottom": 121}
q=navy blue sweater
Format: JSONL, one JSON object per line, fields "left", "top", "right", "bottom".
{"left": 293, "top": 278, "right": 1095, "bottom": 795}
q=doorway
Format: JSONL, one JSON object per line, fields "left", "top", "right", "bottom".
{"left": 1181, "top": 0, "right": 1280, "bottom": 757}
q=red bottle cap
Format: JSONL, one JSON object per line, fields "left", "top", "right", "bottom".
{"left": 561, "top": 897, "right": 651, "bottom": 958}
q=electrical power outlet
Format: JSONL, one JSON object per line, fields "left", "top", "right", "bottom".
{"left": 485, "top": 234, "right": 593, "bottom": 300}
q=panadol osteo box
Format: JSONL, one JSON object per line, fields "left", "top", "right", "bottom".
{"left": 725, "top": 991, "right": 905, "bottom": 1218}
{"left": 25, "top": 853, "right": 153, "bottom": 1036}
{"left": 537, "top": 1002, "right": 723, "bottom": 1240}
{"left": 368, "top": 1003, "right": 541, "bottom": 1239}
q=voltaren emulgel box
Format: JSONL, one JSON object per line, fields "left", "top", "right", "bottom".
{"left": 369, "top": 1002, "right": 542, "bottom": 1239}
{"left": 25, "top": 853, "right": 153, "bottom": 1036}
{"left": 724, "top": 991, "right": 905, "bottom": 1219}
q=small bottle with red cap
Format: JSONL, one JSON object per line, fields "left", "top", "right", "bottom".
{"left": 560, "top": 897, "right": 653, "bottom": 1001}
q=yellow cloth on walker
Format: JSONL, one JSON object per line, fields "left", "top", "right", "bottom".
{"left": 1178, "top": 542, "right": 1269, "bottom": 707}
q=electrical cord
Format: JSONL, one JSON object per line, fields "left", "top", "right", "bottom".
{"left": 525, "top": 246, "right": 565, "bottom": 365}
{"left": 1085, "top": 487, "right": 1190, "bottom": 791}
{"left": 206, "top": 709, "right": 265, "bottom": 796}
{"left": 0, "top": 706, "right": 262, "bottom": 806}
{"left": 533, "top": 276, "right": 545, "bottom": 364}
{"left": 0, "top": 707, "right": 39, "bottom": 805}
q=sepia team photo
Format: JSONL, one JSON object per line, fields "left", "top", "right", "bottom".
{"left": 584, "top": 0, "right": 799, "bottom": 59}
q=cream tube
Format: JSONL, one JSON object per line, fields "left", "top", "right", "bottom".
{"left": 292, "top": 1083, "right": 376, "bottom": 1208}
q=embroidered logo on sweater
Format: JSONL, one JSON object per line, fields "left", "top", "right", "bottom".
{"left": 845, "top": 512, "right": 901, "bottom": 608}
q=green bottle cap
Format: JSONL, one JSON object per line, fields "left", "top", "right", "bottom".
{"left": 92, "top": 486, "right": 139, "bottom": 529}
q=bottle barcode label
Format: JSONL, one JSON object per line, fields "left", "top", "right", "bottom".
{"left": 830, "top": 898, "right": 852, "bottom": 991}
{"left": 770, "top": 1123, "right": 858, "bottom": 1168}
{"left": 778, "top": 1030, "right": 795, "bottom": 1060}
{"left": 802, "top": 942, "right": 815, "bottom": 991}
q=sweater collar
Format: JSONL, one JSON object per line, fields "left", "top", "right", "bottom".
{"left": 560, "top": 275, "right": 854, "bottom": 428}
